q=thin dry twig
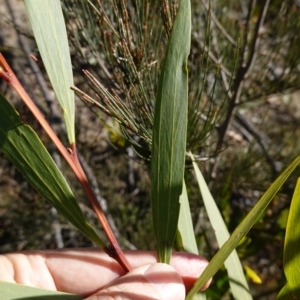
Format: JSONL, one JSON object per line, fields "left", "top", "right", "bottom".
{"left": 215, "top": 0, "right": 271, "bottom": 153}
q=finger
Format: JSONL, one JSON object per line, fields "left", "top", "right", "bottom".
{"left": 86, "top": 263, "right": 185, "bottom": 300}
{"left": 0, "top": 249, "right": 210, "bottom": 296}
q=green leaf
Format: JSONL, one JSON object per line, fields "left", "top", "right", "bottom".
{"left": 0, "top": 93, "right": 104, "bottom": 248}
{"left": 24, "top": 0, "right": 75, "bottom": 144}
{"left": 277, "top": 178, "right": 300, "bottom": 300}
{"left": 0, "top": 281, "right": 82, "bottom": 300}
{"left": 177, "top": 181, "right": 206, "bottom": 300}
{"left": 191, "top": 153, "right": 252, "bottom": 300}
{"left": 277, "top": 282, "right": 300, "bottom": 300}
{"left": 151, "top": 0, "right": 191, "bottom": 264}
{"left": 177, "top": 181, "right": 198, "bottom": 254}
{"left": 186, "top": 154, "right": 300, "bottom": 299}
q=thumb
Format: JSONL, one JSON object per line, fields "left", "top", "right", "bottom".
{"left": 85, "top": 263, "right": 185, "bottom": 300}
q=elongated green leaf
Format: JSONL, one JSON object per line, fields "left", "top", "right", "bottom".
{"left": 24, "top": 0, "right": 75, "bottom": 144}
{"left": 0, "top": 93, "right": 104, "bottom": 248}
{"left": 277, "top": 178, "right": 300, "bottom": 300}
{"left": 151, "top": 0, "right": 191, "bottom": 264}
{"left": 177, "top": 181, "right": 206, "bottom": 300}
{"left": 191, "top": 153, "right": 252, "bottom": 300}
{"left": 277, "top": 283, "right": 300, "bottom": 300}
{"left": 186, "top": 154, "right": 300, "bottom": 299}
{"left": 0, "top": 281, "right": 82, "bottom": 300}
{"left": 177, "top": 181, "right": 198, "bottom": 254}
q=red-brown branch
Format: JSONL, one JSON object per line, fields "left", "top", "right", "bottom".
{"left": 0, "top": 53, "right": 132, "bottom": 272}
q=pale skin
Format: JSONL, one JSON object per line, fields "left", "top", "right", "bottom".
{"left": 0, "top": 248, "right": 210, "bottom": 300}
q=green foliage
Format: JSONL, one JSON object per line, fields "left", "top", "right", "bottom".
{"left": 277, "top": 178, "right": 300, "bottom": 300}
{"left": 177, "top": 181, "right": 198, "bottom": 254}
{"left": 0, "top": 281, "right": 82, "bottom": 300}
{"left": 24, "top": 0, "right": 75, "bottom": 144}
{"left": 187, "top": 154, "right": 300, "bottom": 299}
{"left": 0, "top": 93, "right": 104, "bottom": 248}
{"left": 191, "top": 153, "right": 251, "bottom": 300}
{"left": 150, "top": 0, "right": 191, "bottom": 264}
{"left": 177, "top": 182, "right": 206, "bottom": 300}
{"left": 1, "top": 0, "right": 300, "bottom": 299}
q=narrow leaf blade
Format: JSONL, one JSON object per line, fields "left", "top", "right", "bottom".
{"left": 178, "top": 181, "right": 198, "bottom": 254}
{"left": 24, "top": 0, "right": 75, "bottom": 144}
{"left": 151, "top": 0, "right": 191, "bottom": 264}
{"left": 277, "top": 282, "right": 300, "bottom": 300}
{"left": 0, "top": 281, "right": 82, "bottom": 300}
{"left": 177, "top": 181, "right": 207, "bottom": 300}
{"left": 0, "top": 93, "right": 104, "bottom": 247}
{"left": 187, "top": 154, "right": 300, "bottom": 299}
{"left": 277, "top": 178, "right": 300, "bottom": 300}
{"left": 191, "top": 153, "right": 252, "bottom": 300}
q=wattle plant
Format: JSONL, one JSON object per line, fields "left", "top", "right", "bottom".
{"left": 0, "top": 1, "right": 300, "bottom": 299}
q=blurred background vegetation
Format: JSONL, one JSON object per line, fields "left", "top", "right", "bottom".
{"left": 1, "top": 0, "right": 300, "bottom": 299}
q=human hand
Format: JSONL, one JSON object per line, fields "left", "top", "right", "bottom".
{"left": 0, "top": 248, "right": 210, "bottom": 300}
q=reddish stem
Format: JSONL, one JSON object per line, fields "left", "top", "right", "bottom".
{"left": 0, "top": 53, "right": 132, "bottom": 272}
